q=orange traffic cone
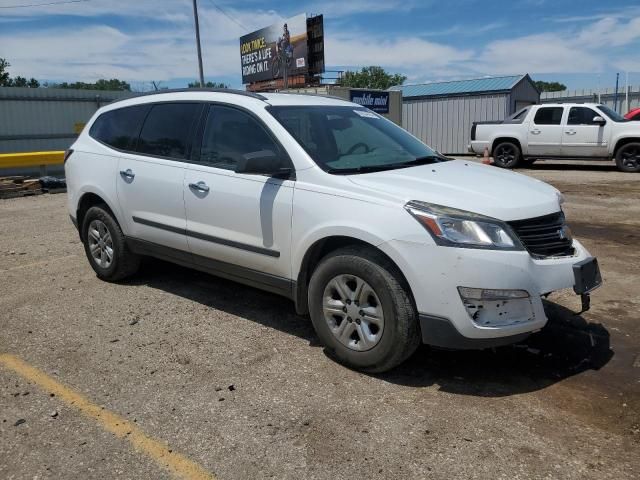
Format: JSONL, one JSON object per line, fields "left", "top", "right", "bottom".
{"left": 481, "top": 147, "right": 491, "bottom": 165}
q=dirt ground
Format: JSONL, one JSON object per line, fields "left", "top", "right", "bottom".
{"left": 1, "top": 159, "right": 638, "bottom": 479}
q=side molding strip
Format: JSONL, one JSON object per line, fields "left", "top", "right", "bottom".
{"left": 132, "top": 216, "right": 280, "bottom": 258}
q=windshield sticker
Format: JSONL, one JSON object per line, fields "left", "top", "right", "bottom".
{"left": 353, "top": 109, "right": 380, "bottom": 119}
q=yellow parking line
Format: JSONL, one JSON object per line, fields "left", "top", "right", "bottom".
{"left": 0, "top": 254, "right": 78, "bottom": 273}
{"left": 0, "top": 354, "right": 216, "bottom": 480}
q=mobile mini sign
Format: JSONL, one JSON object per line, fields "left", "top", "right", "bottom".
{"left": 349, "top": 90, "right": 390, "bottom": 114}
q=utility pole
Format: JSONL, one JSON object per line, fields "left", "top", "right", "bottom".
{"left": 625, "top": 71, "right": 629, "bottom": 114}
{"left": 614, "top": 73, "right": 619, "bottom": 113}
{"left": 192, "top": 0, "right": 205, "bottom": 87}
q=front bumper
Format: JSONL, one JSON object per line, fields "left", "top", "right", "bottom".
{"left": 379, "top": 238, "right": 595, "bottom": 348}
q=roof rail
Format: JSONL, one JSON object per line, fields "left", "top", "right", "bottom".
{"left": 111, "top": 88, "right": 267, "bottom": 105}
{"left": 279, "top": 90, "right": 348, "bottom": 102}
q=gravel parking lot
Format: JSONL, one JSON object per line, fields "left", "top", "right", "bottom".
{"left": 1, "top": 160, "right": 639, "bottom": 479}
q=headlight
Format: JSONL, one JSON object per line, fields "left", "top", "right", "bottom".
{"left": 404, "top": 201, "right": 523, "bottom": 250}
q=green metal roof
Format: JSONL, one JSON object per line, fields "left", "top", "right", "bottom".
{"left": 391, "top": 75, "right": 527, "bottom": 98}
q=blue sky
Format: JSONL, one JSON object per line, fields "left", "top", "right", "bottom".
{"left": 0, "top": 0, "right": 639, "bottom": 91}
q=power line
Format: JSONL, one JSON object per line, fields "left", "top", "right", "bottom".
{"left": 0, "top": 0, "right": 90, "bottom": 9}
{"left": 206, "top": 0, "right": 247, "bottom": 31}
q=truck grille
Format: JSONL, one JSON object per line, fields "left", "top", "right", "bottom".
{"left": 508, "top": 212, "right": 574, "bottom": 258}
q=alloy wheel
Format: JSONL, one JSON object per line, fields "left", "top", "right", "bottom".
{"left": 322, "top": 274, "right": 385, "bottom": 352}
{"left": 621, "top": 146, "right": 640, "bottom": 169}
{"left": 87, "top": 219, "right": 114, "bottom": 268}
{"left": 495, "top": 145, "right": 516, "bottom": 166}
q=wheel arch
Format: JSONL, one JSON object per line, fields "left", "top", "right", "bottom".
{"left": 613, "top": 137, "right": 640, "bottom": 157}
{"left": 293, "top": 235, "right": 415, "bottom": 316}
{"left": 491, "top": 137, "right": 523, "bottom": 156}
{"left": 76, "top": 190, "right": 123, "bottom": 241}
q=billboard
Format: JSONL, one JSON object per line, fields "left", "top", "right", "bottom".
{"left": 240, "top": 14, "right": 309, "bottom": 84}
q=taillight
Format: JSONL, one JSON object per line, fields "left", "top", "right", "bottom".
{"left": 470, "top": 124, "right": 477, "bottom": 141}
{"left": 64, "top": 149, "right": 74, "bottom": 163}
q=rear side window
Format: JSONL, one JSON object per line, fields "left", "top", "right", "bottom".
{"left": 137, "top": 103, "right": 201, "bottom": 160}
{"left": 568, "top": 107, "right": 600, "bottom": 125}
{"left": 89, "top": 105, "right": 150, "bottom": 151}
{"left": 534, "top": 107, "right": 563, "bottom": 125}
{"left": 199, "top": 105, "right": 282, "bottom": 171}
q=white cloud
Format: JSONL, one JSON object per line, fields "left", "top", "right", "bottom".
{"left": 304, "top": 0, "right": 422, "bottom": 18}
{"left": 0, "top": 1, "right": 639, "bottom": 86}
{"left": 477, "top": 33, "right": 601, "bottom": 74}
{"left": 478, "top": 15, "right": 640, "bottom": 75}
{"left": 0, "top": 1, "right": 283, "bottom": 83}
{"left": 326, "top": 34, "right": 472, "bottom": 72}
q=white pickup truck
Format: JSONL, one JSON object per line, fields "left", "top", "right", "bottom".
{"left": 469, "top": 103, "right": 640, "bottom": 172}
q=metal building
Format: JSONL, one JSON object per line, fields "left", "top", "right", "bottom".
{"left": 0, "top": 86, "right": 133, "bottom": 154}
{"left": 391, "top": 74, "right": 540, "bottom": 154}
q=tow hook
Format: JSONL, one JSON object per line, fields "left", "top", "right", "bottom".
{"left": 577, "top": 293, "right": 591, "bottom": 314}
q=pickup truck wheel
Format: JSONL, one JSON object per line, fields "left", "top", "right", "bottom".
{"left": 82, "top": 205, "right": 141, "bottom": 281}
{"left": 493, "top": 142, "right": 521, "bottom": 169}
{"left": 308, "top": 246, "right": 421, "bottom": 373}
{"left": 615, "top": 143, "right": 640, "bottom": 172}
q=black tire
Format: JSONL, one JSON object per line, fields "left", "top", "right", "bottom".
{"left": 492, "top": 141, "right": 522, "bottom": 169}
{"left": 308, "top": 246, "right": 421, "bottom": 373}
{"left": 615, "top": 142, "right": 640, "bottom": 172}
{"left": 520, "top": 158, "right": 537, "bottom": 168}
{"left": 81, "top": 205, "right": 140, "bottom": 281}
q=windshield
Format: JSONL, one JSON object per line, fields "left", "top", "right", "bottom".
{"left": 597, "top": 105, "right": 628, "bottom": 122}
{"left": 267, "top": 106, "right": 445, "bottom": 173}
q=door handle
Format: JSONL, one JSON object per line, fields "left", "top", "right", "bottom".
{"left": 119, "top": 169, "right": 135, "bottom": 179}
{"left": 565, "top": 130, "right": 577, "bottom": 135}
{"left": 530, "top": 129, "right": 541, "bottom": 135}
{"left": 189, "top": 181, "right": 210, "bottom": 193}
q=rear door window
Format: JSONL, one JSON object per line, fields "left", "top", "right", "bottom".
{"left": 533, "top": 107, "right": 563, "bottom": 125}
{"left": 136, "top": 103, "right": 202, "bottom": 160}
{"left": 89, "top": 105, "right": 151, "bottom": 151}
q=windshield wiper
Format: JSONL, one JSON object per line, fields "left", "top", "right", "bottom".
{"left": 326, "top": 155, "right": 449, "bottom": 175}
{"left": 395, "top": 155, "right": 448, "bottom": 166}
{"left": 326, "top": 164, "right": 400, "bottom": 174}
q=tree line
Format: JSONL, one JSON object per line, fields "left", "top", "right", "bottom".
{"left": 1, "top": 56, "right": 569, "bottom": 93}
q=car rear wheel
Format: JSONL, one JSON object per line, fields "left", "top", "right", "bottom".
{"left": 308, "top": 246, "right": 420, "bottom": 373}
{"left": 615, "top": 143, "right": 640, "bottom": 172}
{"left": 492, "top": 141, "right": 522, "bottom": 169}
{"left": 82, "top": 205, "right": 140, "bottom": 281}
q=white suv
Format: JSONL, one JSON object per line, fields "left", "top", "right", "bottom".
{"left": 65, "top": 89, "right": 602, "bottom": 372}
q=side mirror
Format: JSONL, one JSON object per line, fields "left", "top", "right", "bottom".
{"left": 234, "top": 150, "right": 291, "bottom": 177}
{"left": 592, "top": 116, "right": 606, "bottom": 125}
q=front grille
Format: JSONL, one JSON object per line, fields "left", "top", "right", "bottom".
{"left": 508, "top": 212, "right": 574, "bottom": 258}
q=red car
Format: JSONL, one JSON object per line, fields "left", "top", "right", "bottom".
{"left": 625, "top": 107, "right": 640, "bottom": 120}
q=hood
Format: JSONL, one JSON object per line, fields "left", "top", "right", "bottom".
{"left": 347, "top": 160, "right": 561, "bottom": 221}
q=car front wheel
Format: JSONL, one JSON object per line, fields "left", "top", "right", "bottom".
{"left": 308, "top": 246, "right": 420, "bottom": 373}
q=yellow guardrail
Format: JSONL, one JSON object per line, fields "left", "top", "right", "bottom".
{"left": 0, "top": 151, "right": 65, "bottom": 169}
